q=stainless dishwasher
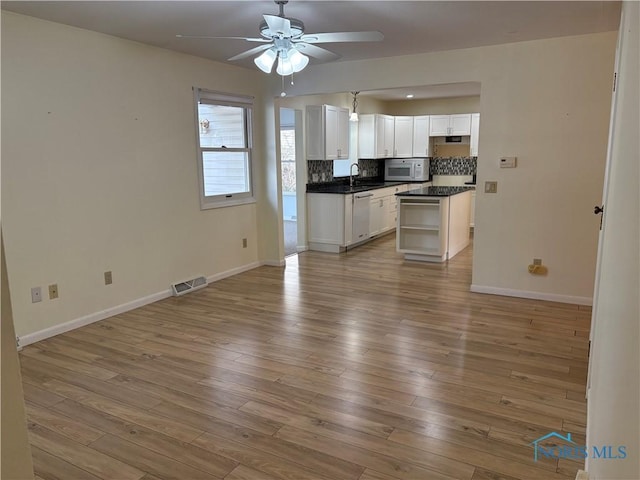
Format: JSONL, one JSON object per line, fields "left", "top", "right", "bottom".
{"left": 352, "top": 192, "right": 372, "bottom": 242}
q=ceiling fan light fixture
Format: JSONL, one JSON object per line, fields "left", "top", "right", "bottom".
{"left": 276, "top": 56, "right": 294, "bottom": 76}
{"left": 288, "top": 48, "right": 309, "bottom": 73}
{"left": 254, "top": 48, "right": 277, "bottom": 73}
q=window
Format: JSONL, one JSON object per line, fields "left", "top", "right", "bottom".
{"left": 194, "top": 88, "right": 255, "bottom": 209}
{"left": 280, "top": 128, "right": 296, "bottom": 193}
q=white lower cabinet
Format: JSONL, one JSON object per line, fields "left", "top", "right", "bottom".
{"left": 307, "top": 193, "right": 353, "bottom": 252}
{"left": 470, "top": 190, "right": 476, "bottom": 228}
{"left": 307, "top": 184, "right": 411, "bottom": 252}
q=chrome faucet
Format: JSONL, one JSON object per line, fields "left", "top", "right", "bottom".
{"left": 349, "top": 162, "right": 359, "bottom": 187}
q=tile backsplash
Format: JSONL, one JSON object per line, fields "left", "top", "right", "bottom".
{"left": 358, "top": 159, "right": 382, "bottom": 178}
{"left": 307, "top": 156, "right": 476, "bottom": 184}
{"left": 431, "top": 157, "right": 477, "bottom": 176}
{"left": 307, "top": 158, "right": 384, "bottom": 184}
{"left": 307, "top": 160, "right": 334, "bottom": 183}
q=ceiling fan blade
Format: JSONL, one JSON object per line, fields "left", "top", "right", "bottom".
{"left": 293, "top": 43, "right": 340, "bottom": 62}
{"left": 228, "top": 44, "right": 273, "bottom": 62}
{"left": 298, "top": 31, "right": 384, "bottom": 44}
{"left": 263, "top": 14, "right": 291, "bottom": 37}
{"left": 176, "top": 35, "right": 270, "bottom": 43}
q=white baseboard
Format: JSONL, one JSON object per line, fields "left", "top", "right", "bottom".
{"left": 296, "top": 245, "right": 309, "bottom": 253}
{"left": 18, "top": 260, "right": 264, "bottom": 348}
{"left": 470, "top": 284, "right": 593, "bottom": 306}
{"left": 262, "top": 259, "right": 286, "bottom": 267}
{"left": 205, "top": 261, "right": 261, "bottom": 283}
{"left": 18, "top": 289, "right": 172, "bottom": 348}
{"left": 575, "top": 470, "right": 588, "bottom": 480}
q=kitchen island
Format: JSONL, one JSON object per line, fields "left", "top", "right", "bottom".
{"left": 396, "top": 186, "right": 473, "bottom": 262}
{"left": 306, "top": 180, "right": 432, "bottom": 252}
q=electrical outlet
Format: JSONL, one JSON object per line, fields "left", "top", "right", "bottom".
{"left": 484, "top": 181, "right": 498, "bottom": 194}
{"left": 31, "top": 287, "right": 42, "bottom": 303}
{"left": 533, "top": 258, "right": 543, "bottom": 266}
{"left": 242, "top": 238, "right": 248, "bottom": 248}
{"left": 104, "top": 271, "right": 113, "bottom": 285}
{"left": 48, "top": 284, "right": 59, "bottom": 299}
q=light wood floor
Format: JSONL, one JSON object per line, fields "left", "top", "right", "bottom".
{"left": 20, "top": 234, "right": 592, "bottom": 480}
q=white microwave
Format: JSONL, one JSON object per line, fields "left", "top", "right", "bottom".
{"left": 384, "top": 158, "right": 430, "bottom": 182}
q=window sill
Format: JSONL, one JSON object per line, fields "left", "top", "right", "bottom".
{"left": 200, "top": 197, "right": 256, "bottom": 210}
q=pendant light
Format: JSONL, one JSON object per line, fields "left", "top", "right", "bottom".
{"left": 350, "top": 91, "right": 360, "bottom": 122}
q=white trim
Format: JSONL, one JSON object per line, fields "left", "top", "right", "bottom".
{"left": 308, "top": 242, "right": 343, "bottom": 253}
{"left": 575, "top": 470, "right": 589, "bottom": 480}
{"left": 470, "top": 284, "right": 593, "bottom": 306}
{"left": 262, "top": 259, "right": 286, "bottom": 267}
{"left": 18, "top": 289, "right": 172, "bottom": 347}
{"left": 18, "top": 260, "right": 263, "bottom": 348}
{"left": 296, "top": 245, "right": 309, "bottom": 253}
{"left": 205, "top": 261, "right": 261, "bottom": 283}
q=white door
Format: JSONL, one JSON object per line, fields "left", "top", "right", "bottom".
{"left": 584, "top": 5, "right": 639, "bottom": 477}
{"left": 586, "top": 7, "right": 624, "bottom": 398}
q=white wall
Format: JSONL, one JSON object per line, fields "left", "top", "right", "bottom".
{"left": 1, "top": 12, "right": 266, "bottom": 339}
{"left": 1, "top": 11, "right": 618, "bottom": 342}
{"left": 1, "top": 233, "right": 35, "bottom": 479}
{"left": 266, "top": 32, "right": 617, "bottom": 304}
{"left": 586, "top": 2, "right": 639, "bottom": 478}
{"left": 384, "top": 96, "right": 481, "bottom": 116}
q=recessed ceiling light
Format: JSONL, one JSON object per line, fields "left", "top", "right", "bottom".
{"left": 406, "top": 94, "right": 414, "bottom": 99}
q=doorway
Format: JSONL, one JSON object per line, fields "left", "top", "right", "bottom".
{"left": 280, "top": 108, "right": 298, "bottom": 256}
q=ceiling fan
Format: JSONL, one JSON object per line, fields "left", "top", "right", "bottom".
{"left": 177, "top": 0, "right": 384, "bottom": 76}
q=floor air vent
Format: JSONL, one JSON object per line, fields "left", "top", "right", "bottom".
{"left": 171, "top": 276, "right": 208, "bottom": 296}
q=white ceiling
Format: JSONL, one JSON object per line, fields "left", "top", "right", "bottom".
{"left": 359, "top": 82, "right": 481, "bottom": 101}
{"left": 2, "top": 1, "right": 621, "bottom": 100}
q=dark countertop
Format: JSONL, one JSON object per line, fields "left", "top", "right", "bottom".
{"left": 306, "top": 180, "right": 419, "bottom": 195}
{"left": 396, "top": 186, "right": 475, "bottom": 197}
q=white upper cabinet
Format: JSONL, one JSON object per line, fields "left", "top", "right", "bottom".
{"left": 306, "top": 105, "right": 350, "bottom": 160}
{"left": 450, "top": 114, "right": 472, "bottom": 135}
{"left": 412, "top": 115, "right": 430, "bottom": 157}
{"left": 393, "top": 116, "right": 414, "bottom": 158}
{"left": 429, "top": 115, "right": 450, "bottom": 136}
{"left": 470, "top": 113, "right": 480, "bottom": 156}
{"left": 359, "top": 114, "right": 395, "bottom": 159}
{"left": 429, "top": 114, "right": 472, "bottom": 136}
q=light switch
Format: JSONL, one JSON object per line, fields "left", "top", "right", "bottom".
{"left": 485, "top": 181, "right": 498, "bottom": 194}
